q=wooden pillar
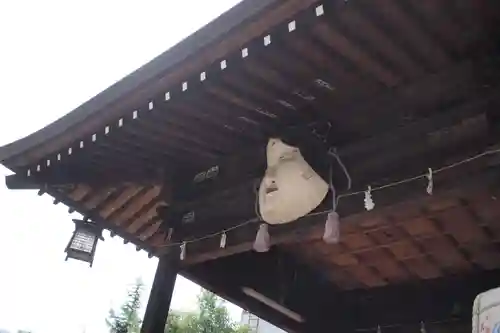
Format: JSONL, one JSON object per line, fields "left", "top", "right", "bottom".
{"left": 141, "top": 249, "right": 180, "bottom": 333}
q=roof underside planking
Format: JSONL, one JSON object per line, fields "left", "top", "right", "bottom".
{"left": 2, "top": 0, "right": 500, "bottom": 332}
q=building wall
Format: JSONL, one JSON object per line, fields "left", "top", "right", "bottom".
{"left": 240, "top": 310, "right": 286, "bottom": 333}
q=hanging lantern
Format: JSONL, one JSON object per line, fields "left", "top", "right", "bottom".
{"left": 65, "top": 219, "right": 104, "bottom": 267}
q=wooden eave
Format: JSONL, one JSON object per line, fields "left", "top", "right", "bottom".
{"left": 0, "top": 0, "right": 301, "bottom": 167}
{"left": 2, "top": 1, "right": 500, "bottom": 331}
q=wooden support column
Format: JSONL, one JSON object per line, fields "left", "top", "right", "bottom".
{"left": 141, "top": 249, "right": 180, "bottom": 333}
{"left": 142, "top": 174, "right": 178, "bottom": 333}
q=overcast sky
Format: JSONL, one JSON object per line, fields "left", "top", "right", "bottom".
{"left": 0, "top": 1, "right": 243, "bottom": 332}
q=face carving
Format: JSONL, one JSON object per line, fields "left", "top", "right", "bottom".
{"left": 259, "top": 138, "right": 329, "bottom": 224}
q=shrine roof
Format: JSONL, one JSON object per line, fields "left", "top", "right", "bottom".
{"left": 2, "top": 1, "right": 500, "bottom": 331}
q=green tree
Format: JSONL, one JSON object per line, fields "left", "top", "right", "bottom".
{"left": 165, "top": 290, "right": 250, "bottom": 333}
{"left": 165, "top": 311, "right": 189, "bottom": 333}
{"left": 107, "top": 278, "right": 145, "bottom": 333}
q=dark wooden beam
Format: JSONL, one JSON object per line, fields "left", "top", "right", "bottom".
{"left": 153, "top": 122, "right": 496, "bottom": 247}
{"left": 170, "top": 156, "right": 500, "bottom": 264}
{"left": 143, "top": 102, "right": 500, "bottom": 246}
{"left": 171, "top": 81, "right": 500, "bottom": 208}
{"left": 186, "top": 250, "right": 500, "bottom": 332}
{"left": 183, "top": 249, "right": 320, "bottom": 333}
{"left": 5, "top": 167, "right": 165, "bottom": 190}
{"left": 153, "top": 78, "right": 500, "bottom": 228}
{"left": 170, "top": 120, "right": 330, "bottom": 204}
{"left": 8, "top": 60, "right": 499, "bottom": 204}
{"left": 141, "top": 249, "right": 180, "bottom": 333}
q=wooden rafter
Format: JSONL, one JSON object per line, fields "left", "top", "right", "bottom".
{"left": 186, "top": 248, "right": 500, "bottom": 332}
{"left": 167, "top": 155, "right": 499, "bottom": 264}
